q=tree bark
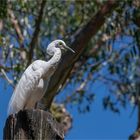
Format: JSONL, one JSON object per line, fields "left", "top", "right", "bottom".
{"left": 129, "top": 83, "right": 140, "bottom": 140}
{"left": 129, "top": 105, "right": 140, "bottom": 140}
{"left": 27, "top": 0, "right": 46, "bottom": 66}
{"left": 43, "top": 0, "right": 119, "bottom": 109}
{"left": 4, "top": 110, "right": 64, "bottom": 140}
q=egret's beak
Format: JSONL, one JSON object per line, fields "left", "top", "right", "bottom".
{"left": 65, "top": 45, "right": 75, "bottom": 53}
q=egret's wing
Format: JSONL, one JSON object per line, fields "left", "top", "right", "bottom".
{"left": 8, "top": 64, "right": 44, "bottom": 115}
{"left": 8, "top": 74, "right": 28, "bottom": 115}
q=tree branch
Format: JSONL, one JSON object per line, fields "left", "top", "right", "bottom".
{"left": 27, "top": 0, "right": 46, "bottom": 66}
{"left": 0, "top": 20, "right": 3, "bottom": 31}
{"left": 0, "top": 69, "right": 14, "bottom": 88}
{"left": 129, "top": 83, "right": 140, "bottom": 140}
{"left": 7, "top": 8, "right": 24, "bottom": 44}
{"left": 0, "top": 65, "right": 12, "bottom": 72}
{"left": 43, "top": 0, "right": 119, "bottom": 109}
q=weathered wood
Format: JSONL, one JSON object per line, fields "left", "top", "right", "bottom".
{"left": 4, "top": 109, "right": 64, "bottom": 140}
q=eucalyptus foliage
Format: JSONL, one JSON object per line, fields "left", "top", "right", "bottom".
{"left": 0, "top": 0, "right": 140, "bottom": 113}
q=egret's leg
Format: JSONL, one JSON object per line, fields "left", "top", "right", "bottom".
{"left": 35, "top": 102, "right": 38, "bottom": 109}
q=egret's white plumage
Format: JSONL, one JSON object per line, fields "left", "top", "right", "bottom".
{"left": 8, "top": 40, "right": 75, "bottom": 115}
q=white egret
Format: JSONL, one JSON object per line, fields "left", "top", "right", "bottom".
{"left": 8, "top": 40, "right": 75, "bottom": 115}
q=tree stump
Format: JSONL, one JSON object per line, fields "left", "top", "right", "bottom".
{"left": 3, "top": 109, "right": 64, "bottom": 140}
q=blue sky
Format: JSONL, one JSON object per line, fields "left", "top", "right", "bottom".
{"left": 65, "top": 81, "right": 137, "bottom": 140}
{"left": 0, "top": 77, "right": 137, "bottom": 139}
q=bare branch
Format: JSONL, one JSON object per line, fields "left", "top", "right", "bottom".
{"left": 0, "top": 20, "right": 3, "bottom": 31}
{"left": 0, "top": 65, "right": 12, "bottom": 72}
{"left": 27, "top": 0, "right": 46, "bottom": 66}
{"left": 7, "top": 8, "right": 24, "bottom": 44}
{"left": 0, "top": 69, "right": 15, "bottom": 88}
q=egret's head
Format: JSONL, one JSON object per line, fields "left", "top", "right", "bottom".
{"left": 47, "top": 40, "right": 75, "bottom": 55}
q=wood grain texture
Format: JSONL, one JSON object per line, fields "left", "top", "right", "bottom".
{"left": 4, "top": 109, "right": 64, "bottom": 140}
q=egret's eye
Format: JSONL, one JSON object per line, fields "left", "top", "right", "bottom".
{"left": 58, "top": 42, "right": 63, "bottom": 46}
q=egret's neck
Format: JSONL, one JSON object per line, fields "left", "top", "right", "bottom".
{"left": 48, "top": 48, "right": 62, "bottom": 66}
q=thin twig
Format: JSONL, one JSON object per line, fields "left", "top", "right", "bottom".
{"left": 0, "top": 65, "right": 12, "bottom": 72}
{"left": 0, "top": 19, "right": 3, "bottom": 31}
{"left": 1, "top": 69, "right": 15, "bottom": 88}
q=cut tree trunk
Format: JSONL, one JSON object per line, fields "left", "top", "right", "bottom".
{"left": 3, "top": 109, "right": 64, "bottom": 140}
